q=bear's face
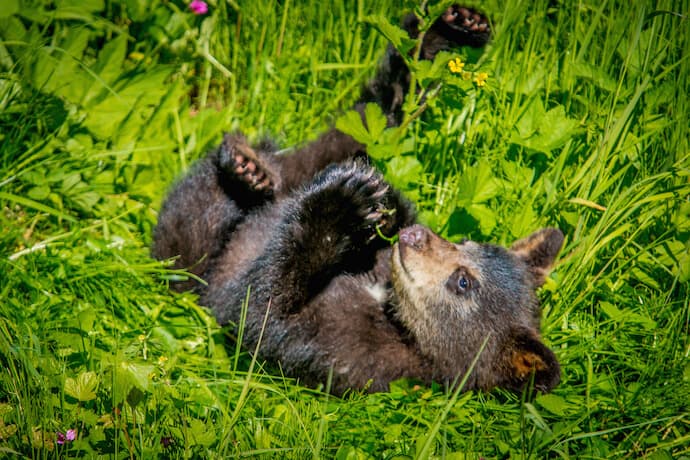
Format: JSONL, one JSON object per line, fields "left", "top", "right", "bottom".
{"left": 391, "top": 226, "right": 537, "bottom": 322}
{"left": 390, "top": 224, "right": 563, "bottom": 392}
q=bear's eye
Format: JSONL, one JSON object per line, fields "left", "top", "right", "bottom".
{"left": 446, "top": 268, "right": 474, "bottom": 295}
{"left": 458, "top": 276, "right": 469, "bottom": 291}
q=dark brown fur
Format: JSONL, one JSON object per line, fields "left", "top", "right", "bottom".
{"left": 152, "top": 6, "right": 563, "bottom": 395}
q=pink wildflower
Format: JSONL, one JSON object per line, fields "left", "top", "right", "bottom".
{"left": 56, "top": 429, "right": 76, "bottom": 445}
{"left": 189, "top": 0, "right": 208, "bottom": 15}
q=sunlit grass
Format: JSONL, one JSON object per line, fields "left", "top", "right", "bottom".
{"left": 1, "top": 0, "right": 688, "bottom": 458}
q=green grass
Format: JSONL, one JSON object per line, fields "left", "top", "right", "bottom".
{"left": 1, "top": 0, "right": 689, "bottom": 458}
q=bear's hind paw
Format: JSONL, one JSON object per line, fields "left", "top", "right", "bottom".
{"left": 220, "top": 134, "right": 277, "bottom": 194}
{"left": 435, "top": 5, "right": 491, "bottom": 48}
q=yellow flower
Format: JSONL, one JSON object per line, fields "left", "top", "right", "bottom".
{"left": 157, "top": 356, "right": 168, "bottom": 366}
{"left": 448, "top": 57, "right": 465, "bottom": 74}
{"left": 474, "top": 72, "right": 489, "bottom": 87}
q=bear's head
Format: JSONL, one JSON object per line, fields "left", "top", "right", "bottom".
{"left": 390, "top": 224, "right": 563, "bottom": 393}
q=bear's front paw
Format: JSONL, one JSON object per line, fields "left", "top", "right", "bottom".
{"left": 312, "top": 162, "right": 401, "bottom": 239}
{"left": 219, "top": 133, "right": 277, "bottom": 194}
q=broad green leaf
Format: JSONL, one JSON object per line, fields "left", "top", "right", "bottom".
{"left": 508, "top": 204, "right": 537, "bottom": 239}
{"left": 83, "top": 34, "right": 128, "bottom": 106}
{"left": 513, "top": 97, "right": 545, "bottom": 139}
{"left": 600, "top": 301, "right": 623, "bottom": 320}
{"left": 61, "top": 173, "right": 82, "bottom": 192}
{"left": 418, "top": 210, "right": 441, "bottom": 232}
{"left": 123, "top": 0, "right": 150, "bottom": 22}
{"left": 0, "top": 16, "right": 25, "bottom": 41}
{"left": 601, "top": 301, "right": 657, "bottom": 329}
{"left": 84, "top": 67, "right": 172, "bottom": 141}
{"left": 368, "top": 144, "right": 393, "bottom": 160}
{"left": 187, "top": 383, "right": 218, "bottom": 409}
{"left": 64, "top": 371, "right": 99, "bottom": 402}
{"left": 77, "top": 307, "right": 96, "bottom": 332}
{"left": 136, "top": 79, "right": 186, "bottom": 150}
{"left": 362, "top": 15, "right": 415, "bottom": 56}
{"left": 55, "top": 0, "right": 104, "bottom": 14}
{"left": 414, "top": 51, "right": 455, "bottom": 86}
{"left": 385, "top": 155, "right": 422, "bottom": 191}
{"left": 511, "top": 101, "right": 581, "bottom": 155}
{"left": 364, "top": 103, "right": 387, "bottom": 141}
{"left": 412, "top": 59, "right": 433, "bottom": 85}
{"left": 537, "top": 106, "right": 582, "bottom": 151}
{"left": 126, "top": 387, "right": 145, "bottom": 408}
{"left": 188, "top": 419, "right": 216, "bottom": 447}
{"left": 573, "top": 61, "right": 617, "bottom": 92}
{"left": 456, "top": 161, "right": 500, "bottom": 207}
{"left": 536, "top": 393, "right": 568, "bottom": 416}
{"left": 29, "top": 49, "right": 59, "bottom": 92}
{"left": 52, "top": 29, "right": 91, "bottom": 103}
{"left": 113, "top": 67, "right": 176, "bottom": 144}
{"left": 523, "top": 402, "right": 551, "bottom": 433}
{"left": 415, "top": 432, "right": 432, "bottom": 458}
{"left": 502, "top": 161, "right": 535, "bottom": 190}
{"left": 468, "top": 203, "right": 496, "bottom": 235}
{"left": 113, "top": 359, "right": 154, "bottom": 405}
{"left": 121, "top": 361, "right": 154, "bottom": 392}
{"left": 335, "top": 446, "right": 368, "bottom": 460}
{"left": 70, "top": 191, "right": 100, "bottom": 211}
{"left": 500, "top": 57, "right": 552, "bottom": 94}
{"left": 335, "top": 109, "right": 371, "bottom": 145}
{"left": 151, "top": 326, "right": 181, "bottom": 354}
{"left": 27, "top": 185, "right": 50, "bottom": 200}
{"left": 672, "top": 202, "right": 690, "bottom": 233}
{"left": 83, "top": 96, "right": 132, "bottom": 139}
{"left": 646, "top": 450, "right": 674, "bottom": 460}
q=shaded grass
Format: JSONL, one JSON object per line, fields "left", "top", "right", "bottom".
{"left": 1, "top": 0, "right": 689, "bottom": 458}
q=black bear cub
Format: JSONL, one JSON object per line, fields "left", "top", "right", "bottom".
{"left": 153, "top": 6, "right": 564, "bottom": 395}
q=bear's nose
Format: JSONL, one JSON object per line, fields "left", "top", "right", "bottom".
{"left": 398, "top": 225, "right": 428, "bottom": 250}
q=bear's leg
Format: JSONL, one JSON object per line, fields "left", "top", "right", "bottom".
{"left": 152, "top": 140, "right": 278, "bottom": 291}
{"left": 267, "top": 6, "right": 492, "bottom": 192}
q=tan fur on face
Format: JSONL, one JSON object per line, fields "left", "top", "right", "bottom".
{"left": 392, "top": 235, "right": 484, "bottom": 307}
{"left": 390, "top": 233, "right": 486, "bottom": 355}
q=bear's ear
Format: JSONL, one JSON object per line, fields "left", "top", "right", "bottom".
{"left": 511, "top": 228, "right": 564, "bottom": 286}
{"left": 503, "top": 329, "right": 560, "bottom": 393}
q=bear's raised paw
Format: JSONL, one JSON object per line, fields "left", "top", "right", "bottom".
{"left": 308, "top": 162, "right": 405, "bottom": 239}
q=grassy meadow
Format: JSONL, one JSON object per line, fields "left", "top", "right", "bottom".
{"left": 1, "top": 0, "right": 689, "bottom": 458}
